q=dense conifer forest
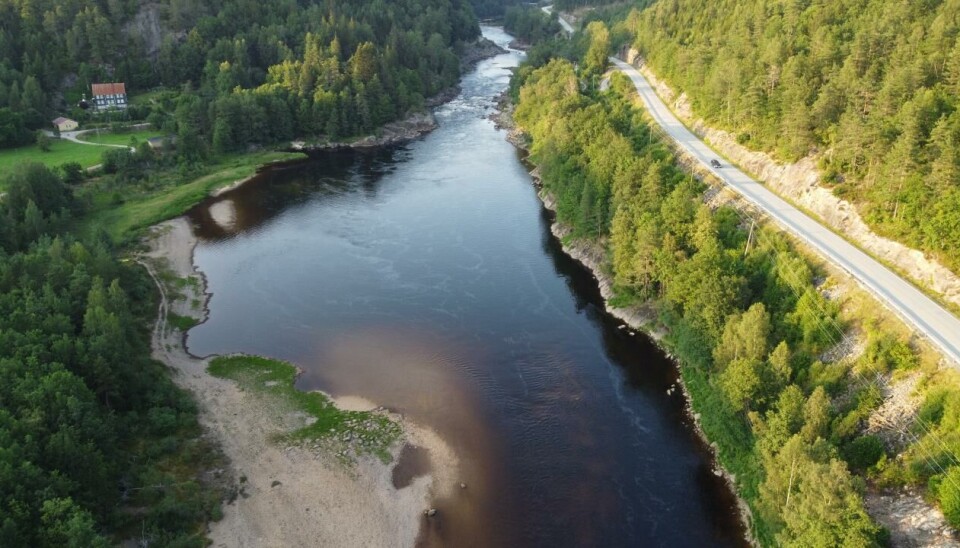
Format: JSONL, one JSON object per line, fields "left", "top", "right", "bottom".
{"left": 5, "top": 0, "right": 960, "bottom": 545}
{"left": 621, "top": 0, "right": 960, "bottom": 271}
{"left": 512, "top": 20, "right": 960, "bottom": 544}
{"left": 0, "top": 0, "right": 497, "bottom": 544}
{"left": 503, "top": 6, "right": 561, "bottom": 45}
{"left": 0, "top": 0, "right": 481, "bottom": 152}
{"left": 0, "top": 163, "right": 224, "bottom": 546}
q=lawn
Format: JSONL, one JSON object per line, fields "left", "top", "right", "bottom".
{"left": 78, "top": 129, "right": 163, "bottom": 147}
{"left": 0, "top": 139, "right": 108, "bottom": 181}
{"left": 78, "top": 150, "right": 305, "bottom": 242}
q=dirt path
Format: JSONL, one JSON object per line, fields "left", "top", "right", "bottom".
{"left": 44, "top": 128, "right": 135, "bottom": 151}
{"left": 139, "top": 218, "right": 458, "bottom": 547}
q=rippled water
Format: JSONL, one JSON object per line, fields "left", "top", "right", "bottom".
{"left": 185, "top": 26, "right": 746, "bottom": 548}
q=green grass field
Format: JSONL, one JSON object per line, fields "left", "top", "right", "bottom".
{"left": 78, "top": 151, "right": 304, "bottom": 242}
{"left": 78, "top": 130, "right": 163, "bottom": 147}
{"left": 0, "top": 139, "right": 107, "bottom": 181}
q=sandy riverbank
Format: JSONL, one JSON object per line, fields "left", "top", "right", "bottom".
{"left": 141, "top": 217, "right": 458, "bottom": 547}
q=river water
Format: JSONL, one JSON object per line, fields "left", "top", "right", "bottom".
{"left": 185, "top": 27, "right": 745, "bottom": 547}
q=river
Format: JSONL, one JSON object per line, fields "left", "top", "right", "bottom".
{"left": 185, "top": 26, "right": 746, "bottom": 547}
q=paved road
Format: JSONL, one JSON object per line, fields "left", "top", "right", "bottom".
{"left": 611, "top": 57, "right": 960, "bottom": 367}
{"left": 542, "top": 5, "right": 575, "bottom": 34}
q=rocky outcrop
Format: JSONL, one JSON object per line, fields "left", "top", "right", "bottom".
{"left": 866, "top": 373, "right": 922, "bottom": 451}
{"left": 459, "top": 37, "right": 507, "bottom": 71}
{"left": 289, "top": 112, "right": 438, "bottom": 152}
{"left": 865, "top": 489, "right": 959, "bottom": 548}
{"left": 540, "top": 191, "right": 660, "bottom": 334}
{"left": 125, "top": 4, "right": 185, "bottom": 60}
{"left": 624, "top": 49, "right": 960, "bottom": 310}
{"left": 489, "top": 92, "right": 521, "bottom": 134}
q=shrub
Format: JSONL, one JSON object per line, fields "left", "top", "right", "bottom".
{"left": 842, "top": 435, "right": 885, "bottom": 471}
{"left": 936, "top": 466, "right": 960, "bottom": 528}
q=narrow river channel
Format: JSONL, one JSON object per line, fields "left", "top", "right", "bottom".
{"left": 185, "top": 27, "right": 746, "bottom": 548}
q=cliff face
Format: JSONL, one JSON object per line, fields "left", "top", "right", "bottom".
{"left": 624, "top": 49, "right": 960, "bottom": 311}
{"left": 124, "top": 4, "right": 184, "bottom": 60}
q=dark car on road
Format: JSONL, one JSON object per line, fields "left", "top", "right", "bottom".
{"left": 710, "top": 159, "right": 722, "bottom": 168}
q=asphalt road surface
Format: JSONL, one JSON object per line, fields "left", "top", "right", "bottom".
{"left": 542, "top": 5, "right": 575, "bottom": 34}
{"left": 611, "top": 57, "right": 960, "bottom": 368}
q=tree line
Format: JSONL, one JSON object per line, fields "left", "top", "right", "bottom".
{"left": 0, "top": 163, "right": 224, "bottom": 546}
{"left": 513, "top": 46, "right": 960, "bottom": 544}
{"left": 619, "top": 0, "right": 960, "bottom": 272}
{"left": 0, "top": 0, "right": 481, "bottom": 152}
{"left": 470, "top": 0, "right": 524, "bottom": 19}
{"left": 0, "top": 0, "right": 506, "bottom": 544}
{"left": 503, "top": 6, "right": 561, "bottom": 45}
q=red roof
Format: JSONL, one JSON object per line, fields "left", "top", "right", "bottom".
{"left": 91, "top": 83, "right": 126, "bottom": 96}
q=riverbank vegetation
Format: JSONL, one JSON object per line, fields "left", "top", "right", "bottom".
{"left": 470, "top": 0, "right": 524, "bottom": 19}
{"left": 0, "top": 0, "right": 497, "bottom": 541}
{"left": 76, "top": 149, "right": 303, "bottom": 243}
{"left": 513, "top": 44, "right": 960, "bottom": 543}
{"left": 0, "top": 163, "right": 227, "bottom": 546}
{"left": 208, "top": 356, "right": 402, "bottom": 463}
{"left": 503, "top": 6, "right": 562, "bottom": 45}
{"left": 617, "top": 0, "right": 960, "bottom": 274}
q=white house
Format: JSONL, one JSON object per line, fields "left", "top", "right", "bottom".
{"left": 91, "top": 82, "right": 128, "bottom": 110}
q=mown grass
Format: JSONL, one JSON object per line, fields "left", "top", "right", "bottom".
{"left": 0, "top": 139, "right": 108, "bottom": 178}
{"left": 208, "top": 355, "right": 401, "bottom": 463}
{"left": 77, "top": 151, "right": 303, "bottom": 242}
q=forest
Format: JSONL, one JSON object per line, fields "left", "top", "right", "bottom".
{"left": 0, "top": 0, "right": 481, "bottom": 152}
{"left": 503, "top": 6, "right": 561, "bottom": 45}
{"left": 619, "top": 0, "right": 960, "bottom": 272}
{"left": 0, "top": 163, "right": 224, "bottom": 546}
{"left": 0, "top": 0, "right": 499, "bottom": 544}
{"left": 470, "top": 0, "right": 523, "bottom": 19}
{"left": 512, "top": 37, "right": 960, "bottom": 544}
{"left": 551, "top": 0, "right": 624, "bottom": 10}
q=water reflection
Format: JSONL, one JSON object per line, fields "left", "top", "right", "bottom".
{"left": 185, "top": 26, "right": 747, "bottom": 548}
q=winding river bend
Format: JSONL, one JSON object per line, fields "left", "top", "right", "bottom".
{"left": 185, "top": 27, "right": 746, "bottom": 547}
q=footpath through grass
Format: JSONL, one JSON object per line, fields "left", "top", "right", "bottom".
{"left": 77, "top": 129, "right": 163, "bottom": 147}
{"left": 208, "top": 355, "right": 402, "bottom": 463}
{"left": 78, "top": 151, "right": 303, "bottom": 242}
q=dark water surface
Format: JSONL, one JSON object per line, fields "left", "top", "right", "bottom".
{"left": 186, "top": 27, "right": 746, "bottom": 548}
